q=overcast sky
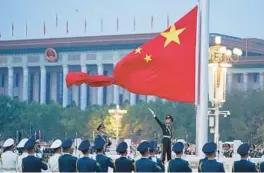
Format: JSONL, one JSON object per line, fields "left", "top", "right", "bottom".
{"left": 0, "top": 0, "right": 263, "bottom": 40}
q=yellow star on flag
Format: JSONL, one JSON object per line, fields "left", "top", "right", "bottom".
{"left": 144, "top": 54, "right": 152, "bottom": 63}
{"left": 161, "top": 25, "right": 185, "bottom": 47}
{"left": 135, "top": 47, "right": 142, "bottom": 54}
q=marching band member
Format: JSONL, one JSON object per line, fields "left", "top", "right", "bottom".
{"left": 115, "top": 141, "right": 134, "bottom": 172}
{"left": 94, "top": 137, "right": 115, "bottom": 172}
{"left": 1, "top": 138, "right": 17, "bottom": 172}
{"left": 76, "top": 139, "right": 101, "bottom": 172}
{"left": 168, "top": 142, "right": 192, "bottom": 172}
{"left": 58, "top": 139, "right": 77, "bottom": 172}
{"left": 22, "top": 138, "right": 48, "bottom": 172}
{"left": 135, "top": 141, "right": 162, "bottom": 172}
{"left": 48, "top": 139, "right": 62, "bottom": 172}
{"left": 16, "top": 138, "right": 28, "bottom": 172}
{"left": 232, "top": 143, "right": 258, "bottom": 172}
{"left": 199, "top": 142, "right": 225, "bottom": 172}
{"left": 148, "top": 140, "right": 164, "bottom": 171}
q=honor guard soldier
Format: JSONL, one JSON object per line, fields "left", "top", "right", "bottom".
{"left": 17, "top": 138, "right": 29, "bottom": 172}
{"left": 58, "top": 139, "right": 78, "bottom": 172}
{"left": 149, "top": 140, "right": 164, "bottom": 171}
{"left": 115, "top": 141, "right": 135, "bottom": 172}
{"left": 48, "top": 139, "right": 62, "bottom": 172}
{"left": 76, "top": 139, "right": 102, "bottom": 172}
{"left": 135, "top": 141, "right": 162, "bottom": 172}
{"left": 199, "top": 142, "right": 225, "bottom": 172}
{"left": 232, "top": 143, "right": 258, "bottom": 172}
{"left": 168, "top": 142, "right": 192, "bottom": 172}
{"left": 22, "top": 138, "right": 48, "bottom": 172}
{"left": 1, "top": 138, "right": 18, "bottom": 172}
{"left": 149, "top": 108, "right": 173, "bottom": 163}
{"left": 258, "top": 161, "right": 264, "bottom": 172}
{"left": 95, "top": 137, "right": 115, "bottom": 172}
{"left": 96, "top": 123, "right": 112, "bottom": 148}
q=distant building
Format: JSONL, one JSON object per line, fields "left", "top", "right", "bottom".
{"left": 0, "top": 33, "right": 263, "bottom": 109}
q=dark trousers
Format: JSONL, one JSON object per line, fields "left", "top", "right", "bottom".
{"left": 161, "top": 137, "right": 171, "bottom": 163}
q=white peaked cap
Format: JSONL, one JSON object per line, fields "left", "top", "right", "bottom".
{"left": 17, "top": 138, "right": 29, "bottom": 148}
{"left": 176, "top": 139, "right": 186, "bottom": 144}
{"left": 3, "top": 138, "right": 14, "bottom": 147}
{"left": 50, "top": 139, "right": 62, "bottom": 149}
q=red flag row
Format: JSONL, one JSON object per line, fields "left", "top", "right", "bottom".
{"left": 3, "top": 16, "right": 171, "bottom": 38}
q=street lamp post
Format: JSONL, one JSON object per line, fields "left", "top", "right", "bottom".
{"left": 208, "top": 36, "right": 242, "bottom": 151}
{"left": 108, "top": 105, "right": 127, "bottom": 143}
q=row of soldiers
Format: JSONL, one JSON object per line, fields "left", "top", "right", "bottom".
{"left": 1, "top": 122, "right": 264, "bottom": 172}
{"left": 2, "top": 137, "right": 264, "bottom": 172}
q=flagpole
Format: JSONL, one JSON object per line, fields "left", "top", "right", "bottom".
{"left": 195, "top": 1, "right": 201, "bottom": 156}
{"left": 196, "top": 0, "right": 209, "bottom": 157}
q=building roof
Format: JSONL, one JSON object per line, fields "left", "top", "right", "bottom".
{"left": 0, "top": 33, "right": 263, "bottom": 66}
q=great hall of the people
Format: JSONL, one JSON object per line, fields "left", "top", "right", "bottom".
{"left": 0, "top": 33, "right": 263, "bottom": 110}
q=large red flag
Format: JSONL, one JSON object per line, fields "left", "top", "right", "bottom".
{"left": 66, "top": 6, "right": 197, "bottom": 103}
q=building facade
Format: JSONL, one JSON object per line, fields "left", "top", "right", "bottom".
{"left": 0, "top": 33, "right": 263, "bottom": 110}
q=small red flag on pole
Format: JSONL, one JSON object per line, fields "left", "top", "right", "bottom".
{"left": 66, "top": 20, "right": 69, "bottom": 33}
{"left": 26, "top": 22, "right": 28, "bottom": 37}
{"left": 100, "top": 18, "right": 103, "bottom": 32}
{"left": 84, "top": 19, "right": 87, "bottom": 33}
{"left": 151, "top": 15, "right": 154, "bottom": 29}
{"left": 43, "top": 21, "right": 46, "bottom": 35}
{"left": 167, "top": 15, "right": 170, "bottom": 27}
{"left": 12, "top": 23, "right": 14, "bottom": 37}
{"left": 56, "top": 13, "right": 58, "bottom": 28}
{"left": 116, "top": 17, "right": 119, "bottom": 32}
{"left": 133, "top": 16, "right": 136, "bottom": 31}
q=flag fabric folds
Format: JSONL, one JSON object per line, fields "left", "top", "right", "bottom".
{"left": 66, "top": 6, "right": 198, "bottom": 103}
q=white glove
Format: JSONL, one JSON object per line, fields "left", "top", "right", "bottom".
{"left": 148, "top": 108, "right": 156, "bottom": 117}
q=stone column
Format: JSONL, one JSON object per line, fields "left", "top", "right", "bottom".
{"left": 259, "top": 72, "right": 264, "bottom": 90}
{"left": 97, "top": 64, "right": 103, "bottom": 105}
{"left": 243, "top": 73, "right": 248, "bottom": 91}
{"left": 62, "top": 65, "right": 69, "bottom": 107}
{"left": 80, "top": 65, "right": 87, "bottom": 110}
{"left": 72, "top": 85, "right": 79, "bottom": 106}
{"left": 22, "top": 66, "right": 29, "bottom": 102}
{"left": 33, "top": 72, "right": 40, "bottom": 102}
{"left": 40, "top": 66, "right": 47, "bottom": 104}
{"left": 130, "top": 93, "right": 136, "bottom": 105}
{"left": 7, "top": 67, "right": 14, "bottom": 98}
{"left": 227, "top": 73, "right": 232, "bottom": 93}
{"left": 50, "top": 72, "right": 57, "bottom": 102}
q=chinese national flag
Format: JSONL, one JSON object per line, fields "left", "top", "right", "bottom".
{"left": 66, "top": 6, "right": 197, "bottom": 103}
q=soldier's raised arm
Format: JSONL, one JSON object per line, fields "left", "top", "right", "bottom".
{"left": 148, "top": 108, "right": 164, "bottom": 128}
